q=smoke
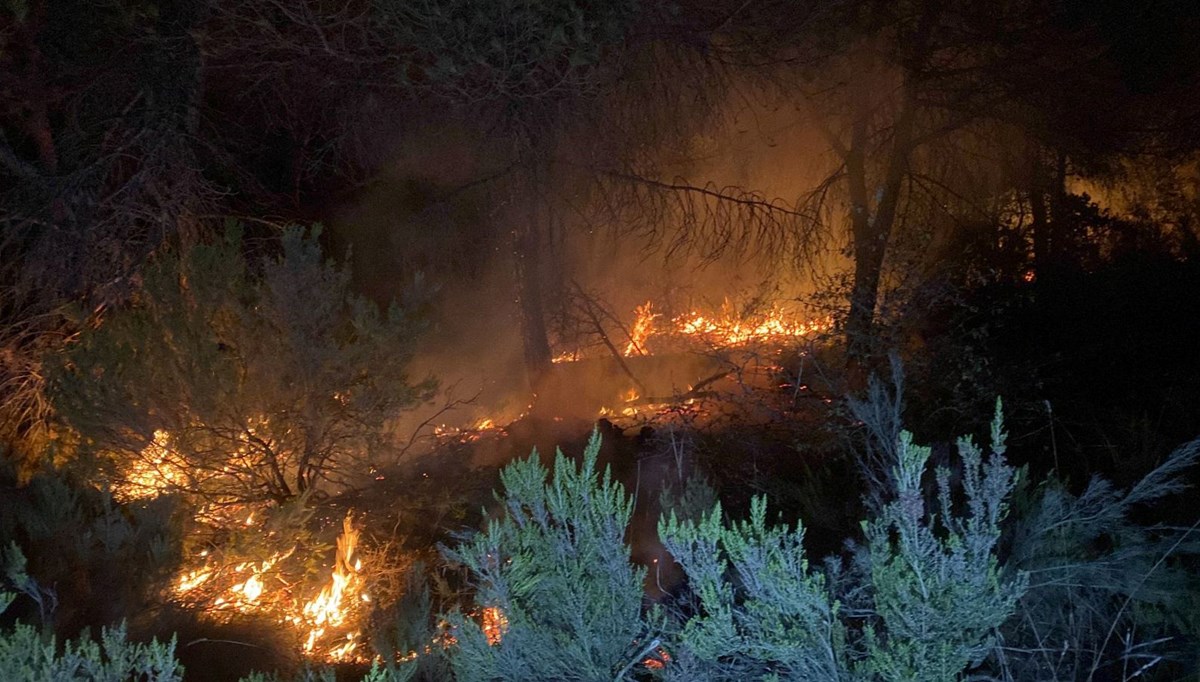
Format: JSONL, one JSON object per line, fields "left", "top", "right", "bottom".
{"left": 324, "top": 77, "right": 857, "bottom": 439}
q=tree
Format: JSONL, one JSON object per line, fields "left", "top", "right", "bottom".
{"left": 198, "top": 0, "right": 645, "bottom": 389}
{"left": 0, "top": 0, "right": 213, "bottom": 463}
{"left": 48, "top": 225, "right": 434, "bottom": 505}
{"left": 674, "top": 0, "right": 1200, "bottom": 367}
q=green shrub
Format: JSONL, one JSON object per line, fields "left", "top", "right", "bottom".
{"left": 998, "top": 437, "right": 1200, "bottom": 680}
{"left": 0, "top": 467, "right": 181, "bottom": 632}
{"left": 440, "top": 430, "right": 652, "bottom": 682}
{"left": 0, "top": 592, "right": 181, "bottom": 682}
{"left": 855, "top": 402, "right": 1025, "bottom": 681}
{"left": 658, "top": 401, "right": 1025, "bottom": 682}
{"left": 659, "top": 496, "right": 844, "bottom": 681}
{"left": 48, "top": 223, "right": 434, "bottom": 506}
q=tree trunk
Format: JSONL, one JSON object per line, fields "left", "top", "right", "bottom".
{"left": 844, "top": 99, "right": 916, "bottom": 365}
{"left": 1029, "top": 149, "right": 1068, "bottom": 281}
{"left": 513, "top": 197, "right": 554, "bottom": 390}
{"left": 1029, "top": 158, "right": 1050, "bottom": 276}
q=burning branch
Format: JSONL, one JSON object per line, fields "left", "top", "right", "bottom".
{"left": 569, "top": 284, "right": 648, "bottom": 397}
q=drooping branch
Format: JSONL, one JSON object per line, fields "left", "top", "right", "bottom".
{"left": 585, "top": 166, "right": 827, "bottom": 265}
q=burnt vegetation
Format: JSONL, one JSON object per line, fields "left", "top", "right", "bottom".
{"left": 2, "top": 0, "right": 1200, "bottom": 680}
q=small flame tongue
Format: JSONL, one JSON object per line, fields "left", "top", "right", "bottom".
{"left": 300, "top": 514, "right": 364, "bottom": 660}
{"left": 623, "top": 301, "right": 658, "bottom": 356}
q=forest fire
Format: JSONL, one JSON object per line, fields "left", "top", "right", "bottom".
{"left": 295, "top": 515, "right": 366, "bottom": 661}
{"left": 115, "top": 426, "right": 371, "bottom": 661}
{"left": 122, "top": 298, "right": 830, "bottom": 660}
{"left": 116, "top": 429, "right": 190, "bottom": 501}
{"left": 170, "top": 512, "right": 370, "bottom": 662}
{"left": 557, "top": 299, "right": 831, "bottom": 364}
{"left": 3, "top": 0, "right": 1198, "bottom": 678}
{"left": 623, "top": 301, "right": 659, "bottom": 355}
{"left": 673, "top": 304, "right": 832, "bottom": 346}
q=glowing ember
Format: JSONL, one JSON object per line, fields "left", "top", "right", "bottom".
{"left": 481, "top": 606, "right": 508, "bottom": 645}
{"left": 117, "top": 429, "right": 190, "bottom": 500}
{"left": 644, "top": 647, "right": 672, "bottom": 669}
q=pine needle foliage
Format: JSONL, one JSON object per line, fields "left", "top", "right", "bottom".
{"left": 998, "top": 437, "right": 1200, "bottom": 680}
{"left": 440, "top": 430, "right": 650, "bottom": 682}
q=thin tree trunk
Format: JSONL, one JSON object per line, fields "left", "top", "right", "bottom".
{"left": 1029, "top": 149, "right": 1067, "bottom": 281}
{"left": 1029, "top": 153, "right": 1050, "bottom": 277}
{"left": 513, "top": 194, "right": 554, "bottom": 390}
{"left": 844, "top": 97, "right": 916, "bottom": 364}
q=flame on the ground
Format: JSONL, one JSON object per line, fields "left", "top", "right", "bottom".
{"left": 673, "top": 302, "right": 831, "bottom": 346}
{"left": 556, "top": 299, "right": 831, "bottom": 365}
{"left": 623, "top": 301, "right": 658, "bottom": 356}
{"left": 433, "top": 415, "right": 510, "bottom": 443}
{"left": 296, "top": 514, "right": 365, "bottom": 661}
{"left": 170, "top": 512, "right": 369, "bottom": 662}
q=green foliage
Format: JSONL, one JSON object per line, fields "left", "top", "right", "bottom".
{"left": 238, "top": 661, "right": 412, "bottom": 682}
{"left": 659, "top": 401, "right": 1025, "bottom": 682}
{"left": 49, "top": 223, "right": 434, "bottom": 505}
{"left": 999, "top": 437, "right": 1200, "bottom": 679}
{"left": 857, "top": 401, "right": 1025, "bottom": 681}
{"left": 0, "top": 591, "right": 182, "bottom": 682}
{"left": 0, "top": 467, "right": 181, "bottom": 631}
{"left": 237, "top": 668, "right": 337, "bottom": 682}
{"left": 369, "top": 562, "right": 445, "bottom": 682}
{"left": 434, "top": 408, "right": 1022, "bottom": 682}
{"left": 658, "top": 472, "right": 718, "bottom": 525}
{"left": 659, "top": 497, "right": 844, "bottom": 681}
{"left": 440, "top": 430, "right": 650, "bottom": 682}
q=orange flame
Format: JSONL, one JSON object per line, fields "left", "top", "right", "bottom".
{"left": 117, "top": 429, "right": 190, "bottom": 501}
{"left": 673, "top": 303, "right": 831, "bottom": 346}
{"left": 298, "top": 514, "right": 365, "bottom": 660}
{"left": 170, "top": 511, "right": 368, "bottom": 662}
{"left": 623, "top": 301, "right": 658, "bottom": 356}
{"left": 555, "top": 299, "right": 830, "bottom": 367}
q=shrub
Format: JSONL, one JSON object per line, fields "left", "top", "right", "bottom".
{"left": 998, "top": 437, "right": 1200, "bottom": 680}
{"left": 439, "top": 430, "right": 652, "bottom": 682}
{"left": 854, "top": 402, "right": 1025, "bottom": 681}
{"left": 657, "top": 401, "right": 1026, "bottom": 681}
{"left": 0, "top": 589, "right": 182, "bottom": 682}
{"left": 0, "top": 466, "right": 182, "bottom": 633}
{"left": 48, "top": 223, "right": 435, "bottom": 506}
{"left": 659, "top": 496, "right": 844, "bottom": 681}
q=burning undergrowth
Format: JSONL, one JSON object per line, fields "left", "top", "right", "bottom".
{"left": 536, "top": 296, "right": 835, "bottom": 428}
{"left": 69, "top": 291, "right": 838, "bottom": 673}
